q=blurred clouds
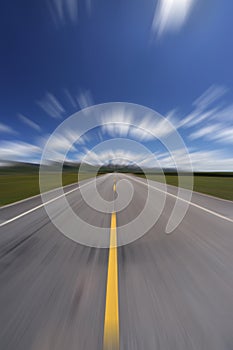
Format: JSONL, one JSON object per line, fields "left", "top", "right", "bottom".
{"left": 18, "top": 114, "right": 41, "bottom": 132}
{"left": 48, "top": 0, "right": 92, "bottom": 26}
{"left": 152, "top": 0, "right": 195, "bottom": 37}
{"left": 48, "top": 0, "right": 78, "bottom": 25}
{"left": 0, "top": 141, "right": 41, "bottom": 161}
{"left": 193, "top": 85, "right": 227, "bottom": 110}
{"left": 37, "top": 92, "right": 65, "bottom": 119}
{"left": 64, "top": 89, "right": 78, "bottom": 109}
{"left": 180, "top": 84, "right": 228, "bottom": 128}
{"left": 1, "top": 86, "right": 233, "bottom": 171}
{"left": 189, "top": 124, "right": 233, "bottom": 144}
{"left": 101, "top": 106, "right": 175, "bottom": 141}
{"left": 38, "top": 127, "right": 92, "bottom": 162}
{"left": 175, "top": 84, "right": 233, "bottom": 147}
{"left": 77, "top": 90, "right": 94, "bottom": 110}
{"left": 157, "top": 149, "right": 233, "bottom": 171}
{"left": 0, "top": 123, "right": 16, "bottom": 135}
{"left": 189, "top": 124, "right": 220, "bottom": 140}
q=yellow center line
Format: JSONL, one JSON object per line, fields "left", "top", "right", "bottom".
{"left": 103, "top": 183, "right": 119, "bottom": 350}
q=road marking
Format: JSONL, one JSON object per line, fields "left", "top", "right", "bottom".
{"left": 125, "top": 174, "right": 233, "bottom": 224}
{"left": 113, "top": 183, "right": 116, "bottom": 192}
{"left": 0, "top": 177, "right": 102, "bottom": 228}
{"left": 103, "top": 212, "right": 119, "bottom": 350}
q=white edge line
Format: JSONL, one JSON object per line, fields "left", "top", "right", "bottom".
{"left": 0, "top": 176, "right": 104, "bottom": 228}
{"left": 124, "top": 174, "right": 233, "bottom": 224}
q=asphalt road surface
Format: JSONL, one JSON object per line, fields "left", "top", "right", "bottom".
{"left": 0, "top": 173, "right": 233, "bottom": 350}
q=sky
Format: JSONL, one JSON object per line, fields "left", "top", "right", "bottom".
{"left": 0, "top": 0, "right": 233, "bottom": 170}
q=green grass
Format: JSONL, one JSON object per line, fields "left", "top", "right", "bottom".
{"left": 136, "top": 174, "right": 233, "bottom": 201}
{"left": 0, "top": 172, "right": 95, "bottom": 206}
{"left": 1, "top": 169, "right": 232, "bottom": 206}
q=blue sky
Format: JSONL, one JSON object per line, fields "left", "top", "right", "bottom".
{"left": 0, "top": 0, "right": 233, "bottom": 170}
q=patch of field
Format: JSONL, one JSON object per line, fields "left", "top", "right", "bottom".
{"left": 0, "top": 172, "right": 95, "bottom": 206}
{"left": 137, "top": 174, "right": 233, "bottom": 201}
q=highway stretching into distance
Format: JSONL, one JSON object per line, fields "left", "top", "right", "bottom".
{"left": 0, "top": 173, "right": 233, "bottom": 350}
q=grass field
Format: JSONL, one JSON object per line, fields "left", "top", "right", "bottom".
{"left": 0, "top": 172, "right": 95, "bottom": 206}
{"left": 1, "top": 169, "right": 233, "bottom": 206}
{"left": 137, "top": 174, "right": 233, "bottom": 201}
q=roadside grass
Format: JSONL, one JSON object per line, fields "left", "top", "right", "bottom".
{"left": 1, "top": 170, "right": 233, "bottom": 206}
{"left": 136, "top": 174, "right": 233, "bottom": 201}
{"left": 0, "top": 172, "right": 95, "bottom": 206}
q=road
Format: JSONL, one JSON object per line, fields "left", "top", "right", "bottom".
{"left": 0, "top": 173, "right": 233, "bottom": 350}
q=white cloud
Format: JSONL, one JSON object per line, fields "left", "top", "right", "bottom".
{"left": 48, "top": 0, "right": 78, "bottom": 25}
{"left": 152, "top": 0, "right": 195, "bottom": 37}
{"left": 77, "top": 90, "right": 94, "bottom": 110}
{"left": 48, "top": 0, "right": 92, "bottom": 26}
{"left": 62, "top": 129, "right": 90, "bottom": 146}
{"left": 63, "top": 88, "right": 94, "bottom": 111}
{"left": 0, "top": 123, "right": 16, "bottom": 134}
{"left": 176, "top": 84, "right": 233, "bottom": 147}
{"left": 214, "top": 103, "right": 233, "bottom": 122}
{"left": 181, "top": 108, "right": 219, "bottom": 128}
{"left": 37, "top": 92, "right": 65, "bottom": 119}
{"left": 64, "top": 88, "right": 78, "bottom": 109}
{"left": 190, "top": 124, "right": 233, "bottom": 144}
{"left": 193, "top": 85, "right": 227, "bottom": 110}
{"left": 214, "top": 128, "right": 233, "bottom": 143}
{"left": 101, "top": 108, "right": 133, "bottom": 138}
{"left": 40, "top": 132, "right": 77, "bottom": 155}
{"left": 38, "top": 128, "right": 91, "bottom": 162}
{"left": 0, "top": 141, "right": 41, "bottom": 161}
{"left": 101, "top": 107, "right": 175, "bottom": 142}
{"left": 189, "top": 124, "right": 220, "bottom": 140}
{"left": 18, "top": 114, "right": 41, "bottom": 132}
{"left": 155, "top": 149, "right": 233, "bottom": 171}
{"left": 179, "top": 85, "right": 229, "bottom": 129}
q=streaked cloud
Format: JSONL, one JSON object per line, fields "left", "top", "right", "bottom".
{"left": 189, "top": 124, "right": 233, "bottom": 144}
{"left": 0, "top": 122, "right": 16, "bottom": 134}
{"left": 63, "top": 88, "right": 94, "bottom": 111}
{"left": 152, "top": 149, "right": 233, "bottom": 171}
{"left": 179, "top": 84, "right": 230, "bottom": 129}
{"left": 193, "top": 85, "right": 227, "bottom": 110}
{"left": 181, "top": 108, "right": 219, "bottom": 128}
{"left": 175, "top": 84, "right": 233, "bottom": 146}
{"left": 189, "top": 124, "right": 220, "bottom": 140}
{"left": 40, "top": 133, "right": 76, "bottom": 154}
{"left": 62, "top": 129, "right": 90, "bottom": 146}
{"left": 77, "top": 89, "right": 94, "bottom": 110}
{"left": 37, "top": 92, "right": 65, "bottom": 119}
{"left": 48, "top": 0, "right": 92, "bottom": 26}
{"left": 48, "top": 0, "right": 78, "bottom": 25}
{"left": 18, "top": 114, "right": 41, "bottom": 132}
{"left": 152, "top": 0, "right": 195, "bottom": 37}
{"left": 101, "top": 106, "right": 175, "bottom": 142}
{"left": 64, "top": 88, "right": 78, "bottom": 109}
{"left": 38, "top": 128, "right": 91, "bottom": 162}
{"left": 0, "top": 141, "right": 41, "bottom": 161}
